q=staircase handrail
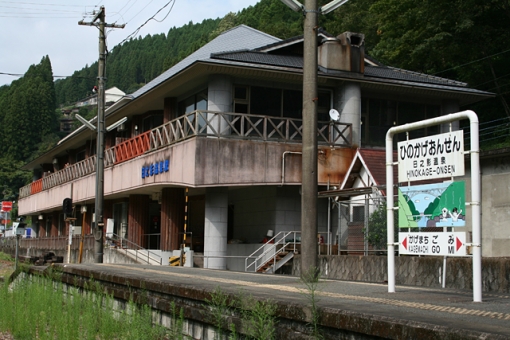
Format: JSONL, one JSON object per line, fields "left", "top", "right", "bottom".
{"left": 245, "top": 231, "right": 300, "bottom": 272}
{"left": 105, "top": 232, "right": 163, "bottom": 265}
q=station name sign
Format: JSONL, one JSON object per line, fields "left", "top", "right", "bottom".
{"left": 142, "top": 159, "right": 169, "bottom": 179}
{"left": 398, "top": 130, "right": 465, "bottom": 182}
{"left": 399, "top": 232, "right": 466, "bottom": 256}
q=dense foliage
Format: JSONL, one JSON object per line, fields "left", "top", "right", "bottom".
{"left": 1, "top": 0, "right": 510, "bottom": 203}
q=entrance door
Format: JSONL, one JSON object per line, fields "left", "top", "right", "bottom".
{"left": 148, "top": 201, "right": 161, "bottom": 249}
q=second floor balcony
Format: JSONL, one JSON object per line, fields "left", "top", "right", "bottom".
{"left": 20, "top": 110, "right": 352, "bottom": 199}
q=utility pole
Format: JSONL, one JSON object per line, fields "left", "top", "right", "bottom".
{"left": 79, "top": 7, "right": 124, "bottom": 263}
{"left": 280, "top": 0, "right": 348, "bottom": 279}
{"left": 301, "top": 0, "right": 319, "bottom": 278}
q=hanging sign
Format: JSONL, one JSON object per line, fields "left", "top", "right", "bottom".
{"left": 398, "top": 130, "right": 464, "bottom": 182}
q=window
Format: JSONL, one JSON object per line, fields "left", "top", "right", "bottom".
{"left": 142, "top": 113, "right": 163, "bottom": 132}
{"left": 363, "top": 99, "right": 440, "bottom": 146}
{"left": 352, "top": 206, "right": 365, "bottom": 223}
{"left": 233, "top": 85, "right": 331, "bottom": 119}
{"left": 178, "top": 90, "right": 208, "bottom": 114}
{"left": 178, "top": 90, "right": 208, "bottom": 132}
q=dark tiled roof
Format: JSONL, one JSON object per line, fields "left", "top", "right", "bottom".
{"left": 364, "top": 65, "right": 466, "bottom": 87}
{"left": 211, "top": 51, "right": 476, "bottom": 91}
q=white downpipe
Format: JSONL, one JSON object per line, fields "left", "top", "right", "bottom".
{"left": 385, "top": 110, "right": 481, "bottom": 302}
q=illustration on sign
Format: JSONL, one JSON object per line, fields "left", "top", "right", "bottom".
{"left": 398, "top": 181, "right": 465, "bottom": 228}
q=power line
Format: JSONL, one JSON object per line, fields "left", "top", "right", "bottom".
{"left": 117, "top": 0, "right": 176, "bottom": 46}
{"left": 0, "top": 1, "right": 91, "bottom": 7}
{"left": 433, "top": 48, "right": 510, "bottom": 75}
{"left": 0, "top": 71, "right": 93, "bottom": 79}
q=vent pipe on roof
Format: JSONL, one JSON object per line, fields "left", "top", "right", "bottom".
{"left": 318, "top": 32, "right": 365, "bottom": 73}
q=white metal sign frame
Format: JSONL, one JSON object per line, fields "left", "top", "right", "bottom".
{"left": 386, "top": 110, "right": 481, "bottom": 302}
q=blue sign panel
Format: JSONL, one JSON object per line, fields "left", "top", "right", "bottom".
{"left": 142, "top": 159, "right": 169, "bottom": 179}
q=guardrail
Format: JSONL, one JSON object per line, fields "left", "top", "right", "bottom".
{"left": 20, "top": 111, "right": 352, "bottom": 198}
{"left": 245, "top": 231, "right": 301, "bottom": 273}
{"left": 106, "top": 232, "right": 163, "bottom": 265}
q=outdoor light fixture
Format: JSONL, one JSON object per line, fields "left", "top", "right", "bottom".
{"left": 38, "top": 214, "right": 43, "bottom": 220}
{"left": 81, "top": 205, "right": 87, "bottom": 213}
{"left": 280, "top": 0, "right": 304, "bottom": 12}
{"left": 320, "top": 0, "right": 349, "bottom": 14}
{"left": 106, "top": 116, "right": 128, "bottom": 132}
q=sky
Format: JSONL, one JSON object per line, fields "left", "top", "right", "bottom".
{"left": 0, "top": 0, "right": 261, "bottom": 87}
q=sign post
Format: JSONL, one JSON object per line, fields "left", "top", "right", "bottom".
{"left": 386, "top": 110, "right": 481, "bottom": 302}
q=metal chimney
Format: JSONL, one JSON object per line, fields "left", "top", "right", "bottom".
{"left": 318, "top": 32, "right": 365, "bottom": 73}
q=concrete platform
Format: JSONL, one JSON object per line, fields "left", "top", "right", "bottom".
{"left": 48, "top": 263, "right": 510, "bottom": 339}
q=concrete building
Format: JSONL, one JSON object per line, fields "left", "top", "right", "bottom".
{"left": 18, "top": 25, "right": 495, "bottom": 268}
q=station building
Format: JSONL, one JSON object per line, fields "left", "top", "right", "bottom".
{"left": 18, "top": 25, "right": 495, "bottom": 267}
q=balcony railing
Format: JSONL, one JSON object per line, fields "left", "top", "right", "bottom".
{"left": 20, "top": 110, "right": 352, "bottom": 198}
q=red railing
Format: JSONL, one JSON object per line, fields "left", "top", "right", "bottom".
{"left": 31, "top": 178, "right": 43, "bottom": 194}
{"left": 114, "top": 131, "right": 150, "bottom": 164}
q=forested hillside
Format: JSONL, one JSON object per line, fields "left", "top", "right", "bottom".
{"left": 1, "top": 0, "right": 510, "bottom": 204}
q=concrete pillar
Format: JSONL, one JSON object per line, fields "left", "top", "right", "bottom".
{"left": 204, "top": 187, "right": 229, "bottom": 269}
{"left": 440, "top": 100, "right": 460, "bottom": 132}
{"left": 160, "top": 188, "right": 184, "bottom": 251}
{"left": 336, "top": 82, "right": 361, "bottom": 147}
{"left": 208, "top": 75, "right": 232, "bottom": 135}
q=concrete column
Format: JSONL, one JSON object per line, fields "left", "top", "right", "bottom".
{"left": 440, "top": 100, "right": 460, "bottom": 132}
{"left": 204, "top": 187, "right": 229, "bottom": 269}
{"left": 336, "top": 82, "right": 361, "bottom": 146}
{"left": 208, "top": 75, "right": 232, "bottom": 135}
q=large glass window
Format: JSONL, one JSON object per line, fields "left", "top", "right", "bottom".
{"left": 234, "top": 85, "right": 331, "bottom": 119}
{"left": 178, "top": 90, "right": 208, "bottom": 133}
{"left": 178, "top": 90, "right": 208, "bottom": 114}
{"left": 363, "top": 99, "right": 440, "bottom": 146}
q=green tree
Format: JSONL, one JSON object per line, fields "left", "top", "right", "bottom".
{"left": 364, "top": 201, "right": 398, "bottom": 251}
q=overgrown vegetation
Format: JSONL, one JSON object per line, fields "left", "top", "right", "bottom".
{"left": 206, "top": 286, "right": 278, "bottom": 340}
{"left": 299, "top": 268, "right": 324, "bottom": 340}
{"left": 0, "top": 270, "right": 171, "bottom": 340}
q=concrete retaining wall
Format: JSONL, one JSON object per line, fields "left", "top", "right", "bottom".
{"left": 294, "top": 255, "right": 510, "bottom": 293}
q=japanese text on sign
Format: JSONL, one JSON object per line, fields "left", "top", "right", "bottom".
{"left": 398, "top": 130, "right": 464, "bottom": 182}
{"left": 142, "top": 159, "right": 169, "bottom": 179}
{"left": 399, "top": 232, "right": 466, "bottom": 256}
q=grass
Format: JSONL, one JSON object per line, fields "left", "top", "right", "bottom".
{"left": 206, "top": 286, "right": 278, "bottom": 340}
{"left": 0, "top": 269, "right": 173, "bottom": 340}
{"left": 0, "top": 252, "right": 14, "bottom": 279}
{"left": 300, "top": 267, "right": 324, "bottom": 340}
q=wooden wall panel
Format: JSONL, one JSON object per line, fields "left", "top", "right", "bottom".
{"left": 160, "top": 188, "right": 184, "bottom": 251}
{"left": 128, "top": 195, "right": 150, "bottom": 248}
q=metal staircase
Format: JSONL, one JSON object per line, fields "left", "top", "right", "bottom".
{"left": 245, "top": 231, "right": 301, "bottom": 273}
